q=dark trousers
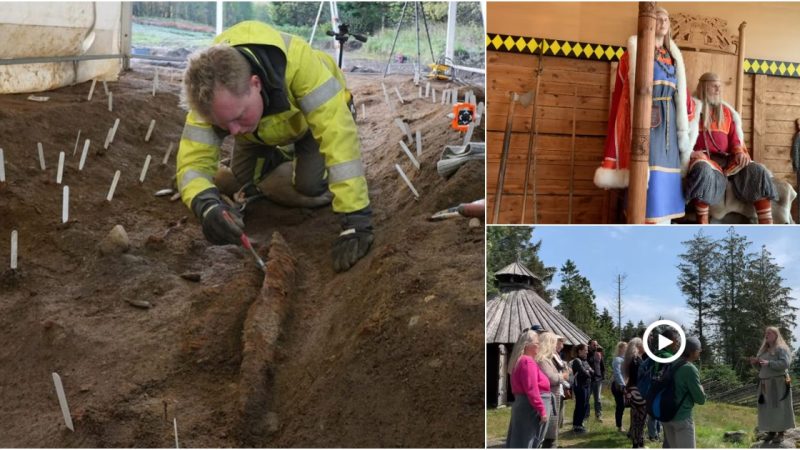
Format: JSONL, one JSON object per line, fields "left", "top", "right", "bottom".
{"left": 573, "top": 383, "right": 590, "bottom": 429}
{"left": 611, "top": 382, "right": 626, "bottom": 428}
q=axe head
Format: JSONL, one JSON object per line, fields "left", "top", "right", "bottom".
{"left": 518, "top": 91, "right": 534, "bottom": 107}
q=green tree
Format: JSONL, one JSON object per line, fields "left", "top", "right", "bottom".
{"left": 712, "top": 227, "right": 754, "bottom": 371}
{"left": 556, "top": 259, "right": 598, "bottom": 334}
{"left": 677, "top": 229, "right": 719, "bottom": 365}
{"left": 486, "top": 227, "right": 555, "bottom": 301}
{"left": 739, "top": 245, "right": 797, "bottom": 376}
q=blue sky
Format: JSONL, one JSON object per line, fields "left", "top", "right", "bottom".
{"left": 525, "top": 226, "right": 800, "bottom": 343}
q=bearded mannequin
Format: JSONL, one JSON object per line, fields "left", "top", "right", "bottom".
{"left": 685, "top": 72, "right": 778, "bottom": 224}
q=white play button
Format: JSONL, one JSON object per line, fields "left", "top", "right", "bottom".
{"left": 658, "top": 334, "right": 673, "bottom": 351}
{"left": 643, "top": 319, "right": 686, "bottom": 364}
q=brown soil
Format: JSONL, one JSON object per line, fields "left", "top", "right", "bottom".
{"left": 0, "top": 71, "right": 484, "bottom": 447}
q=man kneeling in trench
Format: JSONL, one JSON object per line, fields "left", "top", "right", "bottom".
{"left": 176, "top": 20, "right": 373, "bottom": 272}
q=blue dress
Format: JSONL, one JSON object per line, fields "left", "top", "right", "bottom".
{"left": 646, "top": 50, "right": 685, "bottom": 222}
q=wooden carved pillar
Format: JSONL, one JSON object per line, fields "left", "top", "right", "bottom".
{"left": 497, "top": 344, "right": 508, "bottom": 406}
{"left": 627, "top": 2, "right": 657, "bottom": 224}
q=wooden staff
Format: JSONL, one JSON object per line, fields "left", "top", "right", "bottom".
{"left": 736, "top": 22, "right": 747, "bottom": 114}
{"left": 627, "top": 2, "right": 657, "bottom": 224}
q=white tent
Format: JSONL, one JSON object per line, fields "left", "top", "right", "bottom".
{"left": 0, "top": 2, "right": 125, "bottom": 93}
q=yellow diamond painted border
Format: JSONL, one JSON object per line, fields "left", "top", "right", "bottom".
{"left": 485, "top": 34, "right": 800, "bottom": 79}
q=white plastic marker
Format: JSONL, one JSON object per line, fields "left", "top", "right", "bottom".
{"left": 62, "top": 185, "right": 69, "bottom": 223}
{"left": 174, "top": 418, "right": 179, "bottom": 448}
{"left": 418, "top": 86, "right": 422, "bottom": 99}
{"left": 110, "top": 118, "right": 121, "bottom": 143}
{"left": 394, "top": 164, "right": 419, "bottom": 199}
{"left": 10, "top": 230, "right": 17, "bottom": 270}
{"left": 381, "top": 83, "right": 393, "bottom": 111}
{"left": 103, "top": 128, "right": 113, "bottom": 150}
{"left": 361, "top": 104, "right": 366, "bottom": 121}
{"left": 102, "top": 80, "right": 109, "bottom": 96}
{"left": 79, "top": 139, "right": 90, "bottom": 170}
{"left": 108, "top": 91, "right": 113, "bottom": 112}
{"left": 398, "top": 141, "right": 420, "bottom": 170}
{"left": 425, "top": 82, "right": 430, "bottom": 98}
{"left": 415, "top": 130, "right": 422, "bottom": 157}
{"left": 139, "top": 155, "right": 152, "bottom": 183}
{"left": 394, "top": 119, "right": 407, "bottom": 138}
{"left": 162, "top": 143, "right": 174, "bottom": 165}
{"left": 152, "top": 69, "right": 158, "bottom": 96}
{"left": 432, "top": 89, "right": 436, "bottom": 103}
{"left": 107, "top": 170, "right": 121, "bottom": 201}
{"left": 145, "top": 119, "right": 156, "bottom": 142}
{"left": 462, "top": 122, "right": 475, "bottom": 146}
{"left": 87, "top": 79, "right": 97, "bottom": 101}
{"left": 393, "top": 87, "right": 405, "bottom": 104}
{"left": 56, "top": 151, "right": 65, "bottom": 184}
{"left": 37, "top": 142, "right": 46, "bottom": 170}
{"left": 0, "top": 148, "right": 5, "bottom": 183}
{"left": 52, "top": 373, "right": 74, "bottom": 431}
{"left": 72, "top": 130, "right": 82, "bottom": 156}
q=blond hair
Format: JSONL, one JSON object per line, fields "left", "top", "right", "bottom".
{"left": 508, "top": 330, "right": 539, "bottom": 376}
{"left": 181, "top": 44, "right": 253, "bottom": 119}
{"left": 535, "top": 332, "right": 558, "bottom": 363}
{"left": 622, "top": 337, "right": 643, "bottom": 385}
{"left": 616, "top": 341, "right": 628, "bottom": 357}
{"left": 758, "top": 326, "right": 791, "bottom": 356}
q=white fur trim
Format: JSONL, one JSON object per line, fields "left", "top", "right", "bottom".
{"left": 723, "top": 100, "right": 745, "bottom": 143}
{"left": 594, "top": 166, "right": 629, "bottom": 189}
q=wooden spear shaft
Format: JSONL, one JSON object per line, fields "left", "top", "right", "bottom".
{"left": 627, "top": 2, "right": 657, "bottom": 224}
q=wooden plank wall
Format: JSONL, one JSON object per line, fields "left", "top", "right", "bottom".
{"left": 486, "top": 51, "right": 619, "bottom": 224}
{"left": 743, "top": 73, "right": 800, "bottom": 218}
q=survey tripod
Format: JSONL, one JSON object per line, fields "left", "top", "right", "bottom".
{"left": 382, "top": 1, "right": 436, "bottom": 81}
{"left": 326, "top": 24, "right": 368, "bottom": 69}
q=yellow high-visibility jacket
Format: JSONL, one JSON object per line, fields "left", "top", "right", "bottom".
{"left": 176, "top": 21, "right": 369, "bottom": 214}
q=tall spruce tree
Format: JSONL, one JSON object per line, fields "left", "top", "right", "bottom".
{"left": 677, "top": 229, "right": 719, "bottom": 364}
{"left": 487, "top": 227, "right": 556, "bottom": 300}
{"left": 556, "top": 259, "right": 598, "bottom": 334}
{"left": 712, "top": 227, "right": 755, "bottom": 370}
{"left": 740, "top": 245, "right": 798, "bottom": 368}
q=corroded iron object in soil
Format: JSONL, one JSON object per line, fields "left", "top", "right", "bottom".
{"left": 238, "top": 231, "right": 295, "bottom": 444}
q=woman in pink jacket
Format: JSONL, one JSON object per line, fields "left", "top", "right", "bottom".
{"left": 506, "top": 329, "right": 551, "bottom": 448}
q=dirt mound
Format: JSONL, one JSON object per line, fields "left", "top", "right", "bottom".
{"left": 0, "top": 71, "right": 484, "bottom": 447}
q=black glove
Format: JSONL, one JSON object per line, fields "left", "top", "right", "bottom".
{"left": 332, "top": 207, "right": 374, "bottom": 272}
{"left": 191, "top": 188, "right": 245, "bottom": 245}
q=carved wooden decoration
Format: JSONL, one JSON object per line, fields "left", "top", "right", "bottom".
{"left": 671, "top": 13, "right": 739, "bottom": 54}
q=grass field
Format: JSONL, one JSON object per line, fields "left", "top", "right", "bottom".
{"left": 131, "top": 18, "right": 484, "bottom": 66}
{"left": 486, "top": 391, "right": 797, "bottom": 448}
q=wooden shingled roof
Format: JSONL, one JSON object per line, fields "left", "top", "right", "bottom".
{"left": 494, "top": 261, "right": 541, "bottom": 281}
{"left": 486, "top": 289, "right": 591, "bottom": 345}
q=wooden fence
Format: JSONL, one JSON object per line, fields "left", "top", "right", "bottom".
{"left": 703, "top": 378, "right": 800, "bottom": 413}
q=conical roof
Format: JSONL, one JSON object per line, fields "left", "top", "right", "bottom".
{"left": 494, "top": 261, "right": 541, "bottom": 281}
{"left": 485, "top": 287, "right": 590, "bottom": 346}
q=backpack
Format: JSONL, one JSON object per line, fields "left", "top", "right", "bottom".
{"left": 646, "top": 359, "right": 690, "bottom": 422}
{"left": 637, "top": 354, "right": 672, "bottom": 396}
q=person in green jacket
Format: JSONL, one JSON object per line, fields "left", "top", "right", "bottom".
{"left": 662, "top": 336, "right": 706, "bottom": 449}
{"left": 178, "top": 21, "right": 372, "bottom": 272}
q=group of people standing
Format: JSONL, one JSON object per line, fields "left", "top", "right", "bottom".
{"left": 506, "top": 326, "right": 795, "bottom": 448}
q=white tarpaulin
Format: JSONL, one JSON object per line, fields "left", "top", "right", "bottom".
{"left": 0, "top": 2, "right": 122, "bottom": 94}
